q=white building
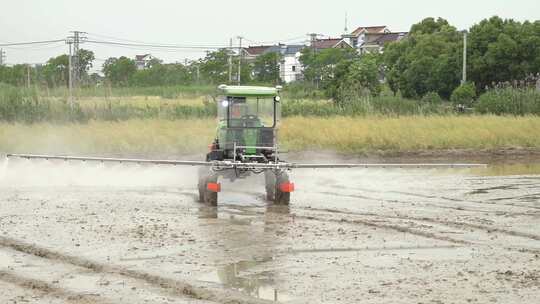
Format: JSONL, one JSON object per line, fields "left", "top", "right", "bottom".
{"left": 244, "top": 44, "right": 305, "bottom": 83}
{"left": 272, "top": 45, "right": 304, "bottom": 83}
{"left": 280, "top": 47, "right": 304, "bottom": 83}
{"left": 135, "top": 54, "right": 153, "bottom": 70}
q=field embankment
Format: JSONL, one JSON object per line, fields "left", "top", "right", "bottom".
{"left": 1, "top": 115, "right": 539, "bottom": 157}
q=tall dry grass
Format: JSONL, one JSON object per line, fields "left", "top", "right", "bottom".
{"left": 1, "top": 116, "right": 539, "bottom": 156}
{"left": 0, "top": 119, "right": 215, "bottom": 157}
{"left": 280, "top": 115, "right": 540, "bottom": 152}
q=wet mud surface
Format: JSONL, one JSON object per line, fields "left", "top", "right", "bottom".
{"left": 0, "top": 157, "right": 539, "bottom": 303}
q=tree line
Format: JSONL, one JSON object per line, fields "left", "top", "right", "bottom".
{"left": 0, "top": 16, "right": 538, "bottom": 103}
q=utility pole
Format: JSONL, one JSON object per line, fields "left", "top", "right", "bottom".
{"left": 196, "top": 64, "right": 200, "bottom": 85}
{"left": 67, "top": 39, "right": 74, "bottom": 110}
{"left": 237, "top": 36, "right": 243, "bottom": 85}
{"left": 26, "top": 64, "right": 31, "bottom": 88}
{"left": 462, "top": 30, "right": 467, "bottom": 85}
{"left": 276, "top": 54, "right": 279, "bottom": 85}
{"left": 68, "top": 31, "right": 87, "bottom": 88}
{"left": 309, "top": 33, "right": 318, "bottom": 54}
{"left": 308, "top": 33, "right": 319, "bottom": 87}
{"left": 0, "top": 49, "right": 5, "bottom": 66}
{"left": 228, "top": 38, "right": 233, "bottom": 84}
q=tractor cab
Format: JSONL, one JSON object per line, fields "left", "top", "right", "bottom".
{"left": 208, "top": 85, "right": 282, "bottom": 162}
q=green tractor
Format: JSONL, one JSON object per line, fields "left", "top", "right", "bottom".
{"left": 198, "top": 85, "right": 293, "bottom": 206}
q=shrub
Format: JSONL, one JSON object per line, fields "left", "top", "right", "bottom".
{"left": 421, "top": 92, "right": 443, "bottom": 104}
{"left": 476, "top": 88, "right": 540, "bottom": 115}
{"left": 450, "top": 83, "right": 476, "bottom": 106}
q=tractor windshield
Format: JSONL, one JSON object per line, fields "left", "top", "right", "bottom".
{"left": 218, "top": 96, "right": 276, "bottom": 128}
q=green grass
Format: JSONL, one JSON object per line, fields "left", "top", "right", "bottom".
{"left": 43, "top": 85, "right": 216, "bottom": 99}
{"left": 1, "top": 116, "right": 539, "bottom": 156}
{"left": 1, "top": 84, "right": 454, "bottom": 123}
{"left": 476, "top": 87, "right": 540, "bottom": 115}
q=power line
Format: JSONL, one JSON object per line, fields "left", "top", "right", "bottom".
{"left": 85, "top": 40, "right": 230, "bottom": 50}
{"left": 86, "top": 32, "right": 229, "bottom": 49}
{"left": 0, "top": 42, "right": 66, "bottom": 51}
{"left": 0, "top": 39, "right": 65, "bottom": 47}
{"left": 243, "top": 35, "right": 308, "bottom": 45}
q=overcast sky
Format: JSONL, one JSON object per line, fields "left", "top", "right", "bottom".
{"left": 1, "top": 0, "right": 539, "bottom": 72}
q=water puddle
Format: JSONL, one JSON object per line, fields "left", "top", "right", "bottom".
{"left": 198, "top": 257, "right": 293, "bottom": 302}
{"left": 471, "top": 162, "right": 540, "bottom": 176}
{"left": 0, "top": 157, "right": 8, "bottom": 181}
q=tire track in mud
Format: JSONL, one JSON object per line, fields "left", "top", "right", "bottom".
{"left": 288, "top": 244, "right": 463, "bottom": 254}
{"left": 298, "top": 206, "right": 540, "bottom": 247}
{"left": 0, "top": 236, "right": 274, "bottom": 304}
{"left": 297, "top": 214, "right": 471, "bottom": 245}
{"left": 327, "top": 183, "right": 540, "bottom": 212}
{"left": 220, "top": 201, "right": 472, "bottom": 246}
{"left": 0, "top": 271, "right": 109, "bottom": 304}
{"left": 194, "top": 188, "right": 540, "bottom": 248}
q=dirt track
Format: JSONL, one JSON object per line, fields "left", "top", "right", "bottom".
{"left": 0, "top": 157, "right": 539, "bottom": 303}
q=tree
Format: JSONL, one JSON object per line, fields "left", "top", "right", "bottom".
{"left": 76, "top": 49, "right": 95, "bottom": 80}
{"left": 199, "top": 49, "right": 233, "bottom": 84}
{"left": 468, "top": 17, "right": 540, "bottom": 90}
{"left": 102, "top": 56, "right": 137, "bottom": 86}
{"left": 252, "top": 52, "right": 282, "bottom": 84}
{"left": 329, "top": 54, "right": 382, "bottom": 104}
{"left": 300, "top": 47, "right": 357, "bottom": 90}
{"left": 129, "top": 58, "right": 192, "bottom": 86}
{"left": 410, "top": 17, "right": 454, "bottom": 35}
{"left": 344, "top": 55, "right": 382, "bottom": 96}
{"left": 0, "top": 65, "right": 28, "bottom": 86}
{"left": 450, "top": 82, "right": 476, "bottom": 106}
{"left": 383, "top": 17, "right": 462, "bottom": 99}
{"left": 42, "top": 55, "right": 69, "bottom": 87}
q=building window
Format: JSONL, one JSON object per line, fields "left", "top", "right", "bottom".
{"left": 292, "top": 66, "right": 296, "bottom": 72}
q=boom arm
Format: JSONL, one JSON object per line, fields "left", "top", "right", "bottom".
{"left": 6, "top": 154, "right": 487, "bottom": 169}
{"left": 6, "top": 154, "right": 213, "bottom": 166}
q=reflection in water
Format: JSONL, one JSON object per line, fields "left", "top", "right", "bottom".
{"left": 471, "top": 162, "right": 540, "bottom": 176}
{"left": 197, "top": 202, "right": 293, "bottom": 302}
{"left": 199, "top": 257, "right": 291, "bottom": 302}
{"left": 198, "top": 206, "right": 219, "bottom": 219}
{"left": 0, "top": 157, "right": 8, "bottom": 181}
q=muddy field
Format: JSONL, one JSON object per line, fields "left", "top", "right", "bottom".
{"left": 0, "top": 155, "right": 539, "bottom": 303}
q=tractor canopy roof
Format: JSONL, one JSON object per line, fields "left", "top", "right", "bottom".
{"left": 218, "top": 85, "right": 281, "bottom": 97}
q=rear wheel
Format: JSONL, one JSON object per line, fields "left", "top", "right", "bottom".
{"left": 264, "top": 171, "right": 276, "bottom": 201}
{"left": 275, "top": 172, "right": 291, "bottom": 205}
{"left": 204, "top": 174, "right": 218, "bottom": 206}
{"left": 198, "top": 169, "right": 218, "bottom": 206}
{"left": 265, "top": 171, "right": 291, "bottom": 205}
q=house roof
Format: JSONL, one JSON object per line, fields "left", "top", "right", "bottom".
{"left": 311, "top": 38, "right": 350, "bottom": 49}
{"left": 312, "top": 38, "right": 341, "bottom": 49}
{"left": 351, "top": 26, "right": 389, "bottom": 36}
{"left": 263, "top": 45, "right": 284, "bottom": 54}
{"left": 284, "top": 45, "right": 305, "bottom": 55}
{"left": 135, "top": 54, "right": 151, "bottom": 61}
{"left": 361, "top": 32, "right": 409, "bottom": 47}
{"left": 263, "top": 44, "right": 306, "bottom": 55}
{"left": 243, "top": 45, "right": 273, "bottom": 56}
{"left": 375, "top": 32, "right": 408, "bottom": 44}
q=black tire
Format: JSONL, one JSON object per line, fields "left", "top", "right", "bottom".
{"left": 197, "top": 168, "right": 207, "bottom": 203}
{"left": 266, "top": 171, "right": 291, "bottom": 205}
{"left": 264, "top": 171, "right": 276, "bottom": 201}
{"left": 204, "top": 174, "right": 218, "bottom": 206}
